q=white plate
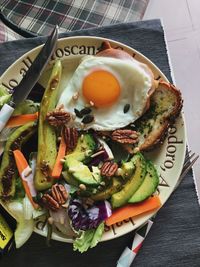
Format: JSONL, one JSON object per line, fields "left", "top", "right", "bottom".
{"left": 0, "top": 36, "right": 186, "bottom": 242}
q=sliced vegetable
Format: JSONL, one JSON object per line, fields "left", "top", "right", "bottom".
{"left": 111, "top": 153, "right": 146, "bottom": 208}
{"left": 49, "top": 208, "right": 76, "bottom": 237}
{"left": 128, "top": 160, "right": 159, "bottom": 203}
{"left": 88, "top": 150, "right": 108, "bottom": 167}
{"left": 23, "top": 195, "right": 34, "bottom": 220}
{"left": 0, "top": 121, "right": 36, "bottom": 199}
{"left": 91, "top": 177, "right": 122, "bottom": 201}
{"left": 12, "top": 99, "right": 39, "bottom": 116}
{"left": 105, "top": 195, "right": 161, "bottom": 226}
{"left": 97, "top": 138, "right": 114, "bottom": 160}
{"left": 0, "top": 127, "right": 18, "bottom": 142}
{"left": 7, "top": 200, "right": 34, "bottom": 248}
{"left": 13, "top": 149, "right": 38, "bottom": 209}
{"left": 6, "top": 112, "right": 38, "bottom": 128}
{"left": 0, "top": 85, "right": 11, "bottom": 108}
{"left": 52, "top": 133, "right": 67, "bottom": 179}
{"left": 73, "top": 222, "right": 104, "bottom": 253}
{"left": 35, "top": 60, "right": 62, "bottom": 191}
{"left": 68, "top": 198, "right": 111, "bottom": 230}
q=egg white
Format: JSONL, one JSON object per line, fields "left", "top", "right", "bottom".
{"left": 57, "top": 55, "right": 152, "bottom": 131}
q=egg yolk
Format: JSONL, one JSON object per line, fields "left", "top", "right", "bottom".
{"left": 82, "top": 70, "right": 121, "bottom": 107}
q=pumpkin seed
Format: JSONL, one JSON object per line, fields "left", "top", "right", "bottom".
{"left": 74, "top": 108, "right": 83, "bottom": 118}
{"left": 123, "top": 104, "right": 130, "bottom": 113}
{"left": 82, "top": 114, "right": 94, "bottom": 124}
{"left": 80, "top": 107, "right": 92, "bottom": 116}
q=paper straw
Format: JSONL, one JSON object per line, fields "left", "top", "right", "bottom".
{"left": 117, "top": 218, "right": 154, "bottom": 267}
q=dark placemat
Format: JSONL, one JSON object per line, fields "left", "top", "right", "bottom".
{"left": 1, "top": 19, "right": 200, "bottom": 267}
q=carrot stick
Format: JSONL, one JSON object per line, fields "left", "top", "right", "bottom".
{"left": 6, "top": 112, "right": 38, "bottom": 128}
{"left": 52, "top": 133, "right": 67, "bottom": 179}
{"left": 13, "top": 150, "right": 38, "bottom": 209}
{"left": 106, "top": 196, "right": 161, "bottom": 226}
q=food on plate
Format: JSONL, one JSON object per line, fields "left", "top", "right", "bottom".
{"left": 105, "top": 195, "right": 161, "bottom": 226}
{"left": 57, "top": 44, "right": 155, "bottom": 131}
{"left": 0, "top": 40, "right": 183, "bottom": 253}
{"left": 131, "top": 81, "right": 183, "bottom": 151}
{"left": 0, "top": 121, "right": 37, "bottom": 199}
{"left": 35, "top": 60, "right": 62, "bottom": 191}
{"left": 128, "top": 160, "right": 159, "bottom": 203}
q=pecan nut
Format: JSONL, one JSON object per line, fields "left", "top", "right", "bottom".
{"left": 51, "top": 184, "right": 68, "bottom": 205}
{"left": 46, "top": 105, "right": 71, "bottom": 127}
{"left": 111, "top": 129, "right": 139, "bottom": 144}
{"left": 41, "top": 194, "right": 60, "bottom": 211}
{"left": 41, "top": 184, "right": 68, "bottom": 211}
{"left": 63, "top": 127, "right": 78, "bottom": 151}
{"left": 101, "top": 161, "right": 118, "bottom": 177}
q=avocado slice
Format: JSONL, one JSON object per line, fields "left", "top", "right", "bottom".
{"left": 128, "top": 160, "right": 159, "bottom": 203}
{"left": 62, "top": 170, "right": 79, "bottom": 187}
{"left": 120, "top": 161, "right": 135, "bottom": 179}
{"left": 63, "top": 134, "right": 101, "bottom": 186}
{"left": 111, "top": 153, "right": 147, "bottom": 208}
{"left": 64, "top": 151, "right": 101, "bottom": 186}
{"left": 91, "top": 177, "right": 122, "bottom": 201}
{"left": 13, "top": 100, "right": 39, "bottom": 115}
{"left": 73, "top": 133, "right": 97, "bottom": 154}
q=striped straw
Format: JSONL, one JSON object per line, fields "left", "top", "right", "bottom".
{"left": 117, "top": 217, "right": 154, "bottom": 267}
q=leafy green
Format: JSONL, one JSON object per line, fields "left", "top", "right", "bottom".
{"left": 73, "top": 222, "right": 104, "bottom": 253}
{"left": 7, "top": 200, "right": 34, "bottom": 248}
{"left": 14, "top": 177, "right": 25, "bottom": 200}
{"left": 0, "top": 85, "right": 11, "bottom": 108}
{"left": 13, "top": 99, "right": 39, "bottom": 115}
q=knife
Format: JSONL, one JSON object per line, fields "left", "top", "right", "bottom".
{"left": 0, "top": 25, "right": 58, "bottom": 133}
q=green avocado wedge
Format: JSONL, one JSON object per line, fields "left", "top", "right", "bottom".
{"left": 64, "top": 134, "right": 101, "bottom": 186}
{"left": 128, "top": 160, "right": 159, "bottom": 203}
{"left": 91, "top": 177, "right": 122, "bottom": 201}
{"left": 111, "top": 153, "right": 147, "bottom": 209}
{"left": 65, "top": 152, "right": 102, "bottom": 186}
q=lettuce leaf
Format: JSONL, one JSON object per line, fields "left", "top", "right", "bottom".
{"left": 0, "top": 85, "right": 11, "bottom": 108}
{"left": 73, "top": 222, "right": 104, "bottom": 253}
{"left": 13, "top": 99, "right": 39, "bottom": 115}
{"left": 7, "top": 200, "right": 34, "bottom": 248}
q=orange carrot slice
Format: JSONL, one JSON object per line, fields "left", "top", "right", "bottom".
{"left": 6, "top": 112, "right": 38, "bottom": 128}
{"left": 52, "top": 133, "right": 67, "bottom": 179}
{"left": 106, "top": 196, "right": 161, "bottom": 226}
{"left": 13, "top": 150, "right": 38, "bottom": 209}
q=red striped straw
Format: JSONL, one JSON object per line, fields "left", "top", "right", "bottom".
{"left": 116, "top": 217, "right": 154, "bottom": 267}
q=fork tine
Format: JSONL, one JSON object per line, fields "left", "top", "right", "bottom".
{"left": 183, "top": 152, "right": 196, "bottom": 170}
{"left": 184, "top": 150, "right": 194, "bottom": 163}
{"left": 180, "top": 155, "right": 199, "bottom": 180}
{"left": 174, "top": 154, "right": 199, "bottom": 191}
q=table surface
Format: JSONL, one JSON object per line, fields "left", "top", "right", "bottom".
{"left": 144, "top": 0, "right": 200, "bottom": 201}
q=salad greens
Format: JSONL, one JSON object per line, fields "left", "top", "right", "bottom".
{"left": 73, "top": 222, "right": 104, "bottom": 253}
{"left": 0, "top": 85, "right": 11, "bottom": 108}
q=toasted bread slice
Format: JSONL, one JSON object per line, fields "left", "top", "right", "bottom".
{"left": 132, "top": 81, "right": 183, "bottom": 151}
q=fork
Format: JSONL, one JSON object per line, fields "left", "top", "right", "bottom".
{"left": 117, "top": 151, "right": 199, "bottom": 267}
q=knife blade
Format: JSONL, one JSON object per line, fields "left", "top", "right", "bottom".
{"left": 0, "top": 25, "right": 58, "bottom": 133}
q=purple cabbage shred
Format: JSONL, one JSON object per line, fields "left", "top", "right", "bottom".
{"left": 68, "top": 198, "right": 112, "bottom": 231}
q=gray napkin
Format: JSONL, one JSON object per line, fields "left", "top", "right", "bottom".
{"left": 1, "top": 19, "right": 200, "bottom": 267}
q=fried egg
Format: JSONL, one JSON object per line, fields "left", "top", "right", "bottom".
{"left": 57, "top": 55, "right": 152, "bottom": 131}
